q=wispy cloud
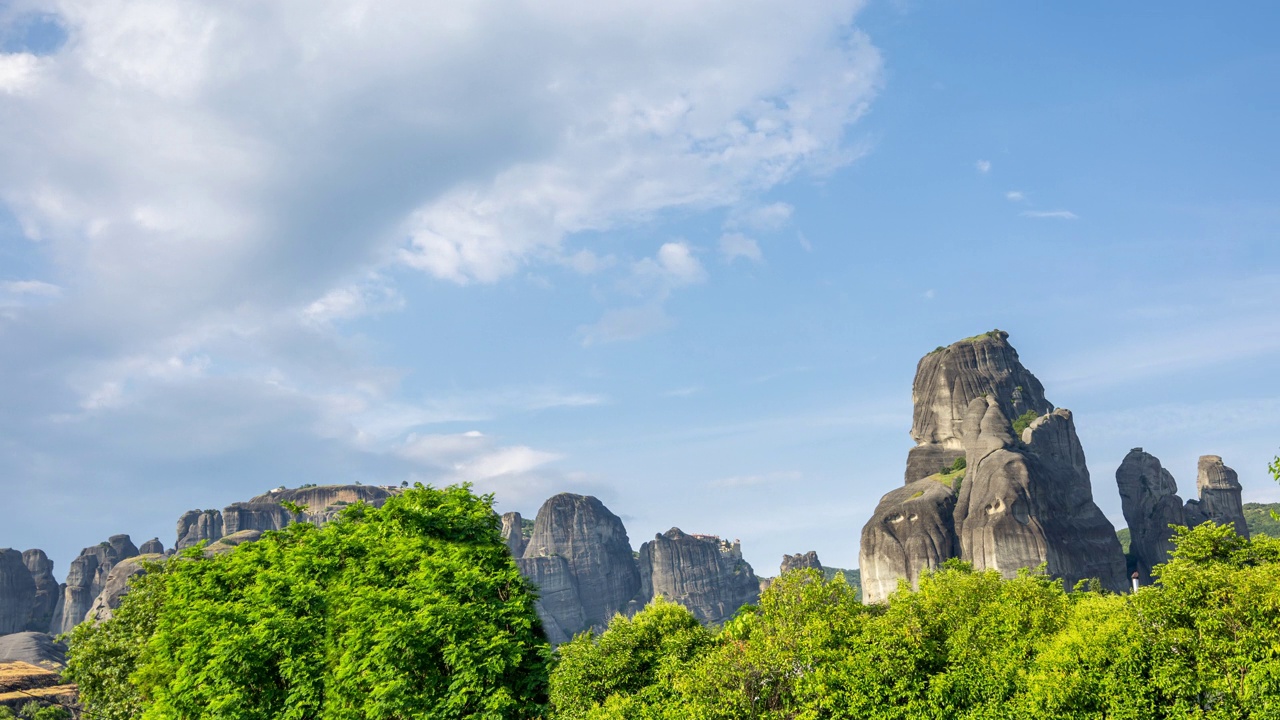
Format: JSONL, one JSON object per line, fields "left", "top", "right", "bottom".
{"left": 664, "top": 385, "right": 703, "bottom": 398}
{"left": 975, "top": 159, "right": 991, "bottom": 174}
{"left": 719, "top": 233, "right": 763, "bottom": 264}
{"left": 1005, "top": 190, "right": 1025, "bottom": 202}
{"left": 1021, "top": 210, "right": 1078, "bottom": 220}
{"left": 710, "top": 470, "right": 802, "bottom": 489}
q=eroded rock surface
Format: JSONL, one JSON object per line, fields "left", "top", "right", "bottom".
{"left": 501, "top": 512, "right": 527, "bottom": 557}
{"left": 176, "top": 509, "right": 223, "bottom": 550}
{"left": 905, "top": 331, "right": 1052, "bottom": 483}
{"left": 0, "top": 632, "right": 65, "bottom": 669}
{"left": 515, "top": 556, "right": 584, "bottom": 645}
{"left": 87, "top": 554, "right": 163, "bottom": 623}
{"left": 522, "top": 493, "right": 640, "bottom": 629}
{"left": 0, "top": 550, "right": 36, "bottom": 635}
{"left": 861, "top": 333, "right": 1127, "bottom": 602}
{"left": 1195, "top": 455, "right": 1249, "bottom": 539}
{"left": 1116, "top": 449, "right": 1186, "bottom": 582}
{"left": 21, "top": 551, "right": 58, "bottom": 634}
{"left": 50, "top": 537, "right": 138, "bottom": 634}
{"left": 780, "top": 551, "right": 822, "bottom": 575}
{"left": 635, "top": 529, "right": 759, "bottom": 625}
{"left": 139, "top": 538, "right": 165, "bottom": 555}
{"left": 860, "top": 479, "right": 957, "bottom": 602}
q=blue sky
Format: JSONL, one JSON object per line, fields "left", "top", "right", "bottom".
{"left": 1, "top": 1, "right": 1278, "bottom": 577}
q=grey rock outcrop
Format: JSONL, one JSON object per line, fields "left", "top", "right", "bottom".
{"left": 1116, "top": 449, "right": 1186, "bottom": 582}
{"left": 780, "top": 551, "right": 822, "bottom": 575}
{"left": 176, "top": 509, "right": 223, "bottom": 550}
{"left": 21, "top": 550, "right": 58, "bottom": 633}
{"left": 954, "top": 401, "right": 1126, "bottom": 592}
{"left": 139, "top": 538, "right": 165, "bottom": 555}
{"left": 177, "top": 485, "right": 398, "bottom": 549}
{"left": 50, "top": 537, "right": 139, "bottom": 634}
{"left": 203, "top": 530, "right": 263, "bottom": 556}
{"left": 0, "top": 632, "right": 66, "bottom": 669}
{"left": 1194, "top": 455, "right": 1249, "bottom": 539}
{"left": 501, "top": 512, "right": 527, "bottom": 557}
{"left": 0, "top": 550, "right": 37, "bottom": 635}
{"left": 634, "top": 530, "right": 759, "bottom": 625}
{"left": 904, "top": 331, "right": 1052, "bottom": 483}
{"left": 522, "top": 493, "right": 640, "bottom": 630}
{"left": 860, "top": 333, "right": 1127, "bottom": 602}
{"left": 515, "top": 556, "right": 585, "bottom": 645}
{"left": 860, "top": 477, "right": 959, "bottom": 601}
{"left": 86, "top": 554, "right": 163, "bottom": 623}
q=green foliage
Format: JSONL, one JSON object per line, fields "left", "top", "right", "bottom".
{"left": 547, "top": 525, "right": 1280, "bottom": 719}
{"left": 1244, "top": 503, "right": 1280, "bottom": 537}
{"left": 67, "top": 484, "right": 550, "bottom": 720}
{"left": 1011, "top": 409, "right": 1040, "bottom": 436}
{"left": 549, "top": 598, "right": 713, "bottom": 719}
{"left": 0, "top": 703, "right": 71, "bottom": 720}
{"left": 1270, "top": 454, "right": 1280, "bottom": 522}
{"left": 1115, "top": 527, "right": 1131, "bottom": 554}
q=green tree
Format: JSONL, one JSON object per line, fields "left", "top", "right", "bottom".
{"left": 550, "top": 598, "right": 712, "bottom": 719}
{"left": 67, "top": 484, "right": 551, "bottom": 720}
{"left": 1270, "top": 454, "right": 1280, "bottom": 522}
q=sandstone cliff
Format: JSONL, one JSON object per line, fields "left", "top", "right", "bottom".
{"left": 634, "top": 529, "right": 759, "bottom": 625}
{"left": 177, "top": 485, "right": 398, "bottom": 549}
{"left": 905, "top": 331, "right": 1053, "bottom": 483}
{"left": 1116, "top": 448, "right": 1186, "bottom": 583}
{"left": 0, "top": 551, "right": 36, "bottom": 635}
{"left": 780, "top": 551, "right": 822, "bottom": 574}
{"left": 501, "top": 512, "right": 527, "bottom": 557}
{"left": 522, "top": 493, "right": 640, "bottom": 631}
{"left": 49, "top": 536, "right": 139, "bottom": 635}
{"left": 861, "top": 332, "right": 1126, "bottom": 602}
{"left": 1116, "top": 450, "right": 1252, "bottom": 582}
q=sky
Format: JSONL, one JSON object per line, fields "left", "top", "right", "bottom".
{"left": 2, "top": 1, "right": 1278, "bottom": 579}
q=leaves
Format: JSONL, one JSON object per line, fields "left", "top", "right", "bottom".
{"left": 68, "top": 484, "right": 551, "bottom": 720}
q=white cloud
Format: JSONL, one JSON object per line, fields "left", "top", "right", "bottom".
{"left": 1005, "top": 190, "right": 1024, "bottom": 202}
{"left": 923, "top": 289, "right": 936, "bottom": 300}
{"left": 2, "top": 279, "right": 61, "bottom": 296}
{"left": 719, "top": 233, "right": 763, "bottom": 263}
{"left": 1021, "top": 210, "right": 1078, "bottom": 220}
{"left": 710, "top": 470, "right": 802, "bottom": 489}
{"left": 975, "top": 159, "right": 991, "bottom": 173}
{"left": 579, "top": 304, "right": 671, "bottom": 346}
{"left": 727, "top": 202, "right": 794, "bottom": 232}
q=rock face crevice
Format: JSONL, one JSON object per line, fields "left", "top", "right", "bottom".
{"left": 861, "top": 332, "right": 1127, "bottom": 602}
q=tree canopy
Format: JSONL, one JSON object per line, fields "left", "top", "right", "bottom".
{"left": 548, "top": 527, "right": 1280, "bottom": 719}
{"left": 66, "top": 485, "right": 551, "bottom": 720}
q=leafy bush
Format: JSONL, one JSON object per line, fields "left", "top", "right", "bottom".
{"left": 546, "top": 525, "right": 1280, "bottom": 719}
{"left": 67, "top": 484, "right": 551, "bottom": 720}
{"left": 1012, "top": 409, "right": 1040, "bottom": 436}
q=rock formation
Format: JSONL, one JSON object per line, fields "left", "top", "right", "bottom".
{"left": 1114, "top": 451, "right": 1251, "bottom": 582}
{"left": 514, "top": 556, "right": 585, "bottom": 645}
{"left": 904, "top": 330, "right": 1053, "bottom": 483}
{"left": 635, "top": 530, "right": 759, "bottom": 625}
{"left": 177, "top": 485, "right": 398, "bottom": 549}
{"left": 176, "top": 509, "right": 223, "bottom": 550}
{"left": 1193, "top": 456, "right": 1249, "bottom": 539}
{"left": 860, "top": 478, "right": 958, "bottom": 601}
{"left": 86, "top": 554, "right": 162, "bottom": 623}
{"left": 0, "top": 632, "right": 66, "bottom": 669}
{"left": 20, "top": 550, "right": 59, "bottom": 634}
{"left": 860, "top": 332, "right": 1127, "bottom": 602}
{"left": 0, "top": 550, "right": 36, "bottom": 635}
{"left": 139, "top": 538, "right": 165, "bottom": 555}
{"left": 522, "top": 493, "right": 641, "bottom": 631}
{"left": 501, "top": 512, "right": 527, "bottom": 557}
{"left": 1116, "top": 449, "right": 1186, "bottom": 582}
{"left": 49, "top": 536, "right": 139, "bottom": 635}
{"left": 780, "top": 551, "right": 822, "bottom": 575}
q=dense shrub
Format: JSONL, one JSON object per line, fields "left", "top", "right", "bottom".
{"left": 66, "top": 485, "right": 550, "bottom": 720}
